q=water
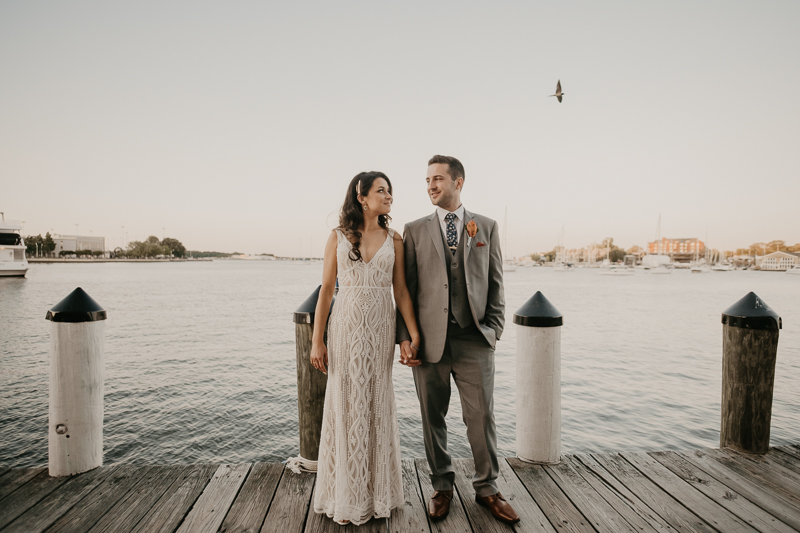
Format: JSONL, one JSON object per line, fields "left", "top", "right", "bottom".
{"left": 1, "top": 262, "right": 798, "bottom": 469}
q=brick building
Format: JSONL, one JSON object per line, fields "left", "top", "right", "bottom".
{"left": 647, "top": 238, "right": 704, "bottom": 263}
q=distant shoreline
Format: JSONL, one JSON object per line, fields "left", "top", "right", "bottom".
{"left": 28, "top": 258, "right": 211, "bottom": 264}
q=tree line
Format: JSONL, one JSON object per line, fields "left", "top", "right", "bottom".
{"left": 114, "top": 236, "right": 187, "bottom": 258}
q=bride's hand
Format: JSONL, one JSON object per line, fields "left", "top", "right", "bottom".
{"left": 310, "top": 342, "right": 328, "bottom": 374}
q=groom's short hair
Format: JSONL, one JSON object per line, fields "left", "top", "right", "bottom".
{"left": 428, "top": 155, "right": 465, "bottom": 182}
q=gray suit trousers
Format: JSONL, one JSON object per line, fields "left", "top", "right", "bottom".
{"left": 412, "top": 321, "right": 499, "bottom": 497}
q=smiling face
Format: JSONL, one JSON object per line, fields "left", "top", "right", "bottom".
{"left": 426, "top": 163, "right": 462, "bottom": 210}
{"left": 359, "top": 177, "right": 393, "bottom": 215}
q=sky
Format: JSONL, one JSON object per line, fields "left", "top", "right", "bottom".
{"left": 2, "top": 0, "right": 798, "bottom": 257}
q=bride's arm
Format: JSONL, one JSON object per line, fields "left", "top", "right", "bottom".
{"left": 392, "top": 232, "right": 421, "bottom": 366}
{"left": 310, "top": 231, "right": 338, "bottom": 374}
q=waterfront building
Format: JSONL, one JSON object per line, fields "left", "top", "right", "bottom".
{"left": 647, "top": 238, "right": 704, "bottom": 263}
{"left": 756, "top": 251, "right": 800, "bottom": 271}
{"left": 53, "top": 234, "right": 105, "bottom": 254}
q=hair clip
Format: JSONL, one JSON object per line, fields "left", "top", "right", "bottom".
{"left": 356, "top": 180, "right": 361, "bottom": 195}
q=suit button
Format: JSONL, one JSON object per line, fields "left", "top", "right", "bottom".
{"left": 444, "top": 283, "right": 447, "bottom": 289}
{"left": 453, "top": 263, "right": 458, "bottom": 268}
{"left": 444, "top": 308, "right": 448, "bottom": 313}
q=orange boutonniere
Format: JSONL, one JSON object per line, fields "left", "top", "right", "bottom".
{"left": 466, "top": 220, "right": 478, "bottom": 238}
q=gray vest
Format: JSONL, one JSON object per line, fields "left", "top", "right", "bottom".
{"left": 440, "top": 227, "right": 472, "bottom": 328}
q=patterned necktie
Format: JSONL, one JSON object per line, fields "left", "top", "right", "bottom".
{"left": 444, "top": 212, "right": 458, "bottom": 254}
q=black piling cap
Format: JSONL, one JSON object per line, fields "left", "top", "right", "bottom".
{"left": 46, "top": 287, "right": 107, "bottom": 323}
{"left": 514, "top": 291, "right": 563, "bottom": 328}
{"left": 293, "top": 285, "right": 335, "bottom": 324}
{"left": 722, "top": 292, "right": 781, "bottom": 331}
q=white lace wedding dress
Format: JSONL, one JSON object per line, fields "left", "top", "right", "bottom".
{"left": 313, "top": 228, "right": 404, "bottom": 525}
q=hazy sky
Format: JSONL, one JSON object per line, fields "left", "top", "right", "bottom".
{"left": 2, "top": 1, "right": 798, "bottom": 256}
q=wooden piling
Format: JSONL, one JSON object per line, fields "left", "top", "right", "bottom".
{"left": 293, "top": 286, "right": 333, "bottom": 462}
{"left": 720, "top": 292, "right": 782, "bottom": 455}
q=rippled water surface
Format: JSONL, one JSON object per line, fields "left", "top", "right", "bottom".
{"left": 1, "top": 262, "right": 798, "bottom": 468}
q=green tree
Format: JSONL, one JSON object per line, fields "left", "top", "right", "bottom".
{"left": 43, "top": 232, "right": 56, "bottom": 255}
{"left": 25, "top": 234, "right": 41, "bottom": 255}
{"left": 609, "top": 249, "right": 626, "bottom": 262}
{"left": 160, "top": 237, "right": 186, "bottom": 258}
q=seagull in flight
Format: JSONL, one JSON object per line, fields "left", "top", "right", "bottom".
{"left": 550, "top": 80, "right": 564, "bottom": 103}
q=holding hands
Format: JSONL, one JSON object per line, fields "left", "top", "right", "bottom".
{"left": 399, "top": 339, "right": 422, "bottom": 367}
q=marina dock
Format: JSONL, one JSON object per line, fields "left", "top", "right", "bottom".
{"left": 1, "top": 444, "right": 799, "bottom": 532}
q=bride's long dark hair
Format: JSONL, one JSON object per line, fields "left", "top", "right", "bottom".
{"left": 339, "top": 171, "right": 393, "bottom": 262}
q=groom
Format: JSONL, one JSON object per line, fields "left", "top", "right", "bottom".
{"left": 397, "top": 155, "right": 519, "bottom": 524}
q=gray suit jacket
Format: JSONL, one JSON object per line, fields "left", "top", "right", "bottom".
{"left": 397, "top": 209, "right": 505, "bottom": 363}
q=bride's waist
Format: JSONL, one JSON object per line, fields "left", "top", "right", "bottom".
{"left": 337, "top": 285, "right": 392, "bottom": 290}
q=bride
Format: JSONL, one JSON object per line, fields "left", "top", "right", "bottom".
{"left": 310, "top": 171, "right": 422, "bottom": 525}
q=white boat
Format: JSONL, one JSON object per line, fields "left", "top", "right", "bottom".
{"left": 787, "top": 265, "right": 800, "bottom": 275}
{"left": 553, "top": 226, "right": 574, "bottom": 272}
{"left": 0, "top": 213, "right": 29, "bottom": 277}
{"left": 711, "top": 262, "right": 734, "bottom": 271}
{"left": 598, "top": 258, "right": 634, "bottom": 276}
{"left": 644, "top": 214, "right": 672, "bottom": 274}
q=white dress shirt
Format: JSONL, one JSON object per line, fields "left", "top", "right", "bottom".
{"left": 436, "top": 205, "right": 465, "bottom": 247}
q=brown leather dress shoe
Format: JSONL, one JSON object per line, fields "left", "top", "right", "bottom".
{"left": 427, "top": 490, "right": 453, "bottom": 520}
{"left": 475, "top": 492, "right": 520, "bottom": 524}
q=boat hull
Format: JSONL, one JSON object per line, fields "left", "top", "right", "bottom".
{"left": 0, "top": 268, "right": 28, "bottom": 277}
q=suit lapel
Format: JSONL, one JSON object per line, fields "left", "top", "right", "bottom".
{"left": 463, "top": 209, "right": 475, "bottom": 263}
{"left": 426, "top": 213, "right": 447, "bottom": 269}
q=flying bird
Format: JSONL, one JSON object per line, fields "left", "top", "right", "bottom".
{"left": 550, "top": 80, "right": 564, "bottom": 103}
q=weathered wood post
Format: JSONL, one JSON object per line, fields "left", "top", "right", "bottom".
{"left": 514, "top": 291, "right": 562, "bottom": 464}
{"left": 721, "top": 292, "right": 781, "bottom": 454}
{"left": 293, "top": 285, "right": 333, "bottom": 462}
{"left": 45, "top": 287, "right": 107, "bottom": 477}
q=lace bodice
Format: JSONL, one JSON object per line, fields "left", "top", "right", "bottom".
{"left": 335, "top": 228, "right": 395, "bottom": 289}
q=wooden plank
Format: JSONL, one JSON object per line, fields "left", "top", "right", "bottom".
{"left": 565, "top": 455, "right": 675, "bottom": 533}
{"left": 2, "top": 466, "right": 116, "bottom": 533}
{"left": 453, "top": 457, "right": 556, "bottom": 533}
{"left": 723, "top": 448, "right": 800, "bottom": 487}
{"left": 304, "top": 483, "right": 388, "bottom": 533}
{"left": 771, "top": 447, "right": 800, "bottom": 472}
{"left": 0, "top": 469, "right": 71, "bottom": 529}
{"left": 176, "top": 463, "right": 251, "bottom": 533}
{"left": 786, "top": 445, "right": 800, "bottom": 460}
{"left": 260, "top": 467, "right": 315, "bottom": 533}
{"left": 773, "top": 445, "right": 800, "bottom": 462}
{"left": 705, "top": 449, "right": 800, "bottom": 507}
{"left": 414, "top": 458, "right": 471, "bottom": 533}
{"left": 590, "top": 453, "right": 718, "bottom": 533}
{"left": 0, "top": 466, "right": 10, "bottom": 479}
{"left": 219, "top": 462, "right": 284, "bottom": 533}
{"left": 676, "top": 450, "right": 800, "bottom": 531}
{"left": 46, "top": 465, "right": 150, "bottom": 533}
{"left": 129, "top": 463, "right": 218, "bottom": 533}
{"left": 621, "top": 452, "right": 758, "bottom": 532}
{"left": 0, "top": 467, "right": 46, "bottom": 501}
{"left": 507, "top": 457, "right": 591, "bottom": 533}
{"left": 544, "top": 457, "right": 640, "bottom": 533}
{"left": 86, "top": 465, "right": 189, "bottom": 533}
{"left": 388, "top": 458, "right": 430, "bottom": 533}
{"left": 650, "top": 451, "right": 797, "bottom": 533}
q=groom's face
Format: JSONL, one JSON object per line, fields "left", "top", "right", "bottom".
{"left": 426, "top": 163, "right": 462, "bottom": 207}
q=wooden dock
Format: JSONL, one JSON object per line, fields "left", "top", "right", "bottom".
{"left": 1, "top": 445, "right": 799, "bottom": 532}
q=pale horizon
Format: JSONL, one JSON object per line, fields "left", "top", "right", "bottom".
{"left": 3, "top": 1, "right": 798, "bottom": 257}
